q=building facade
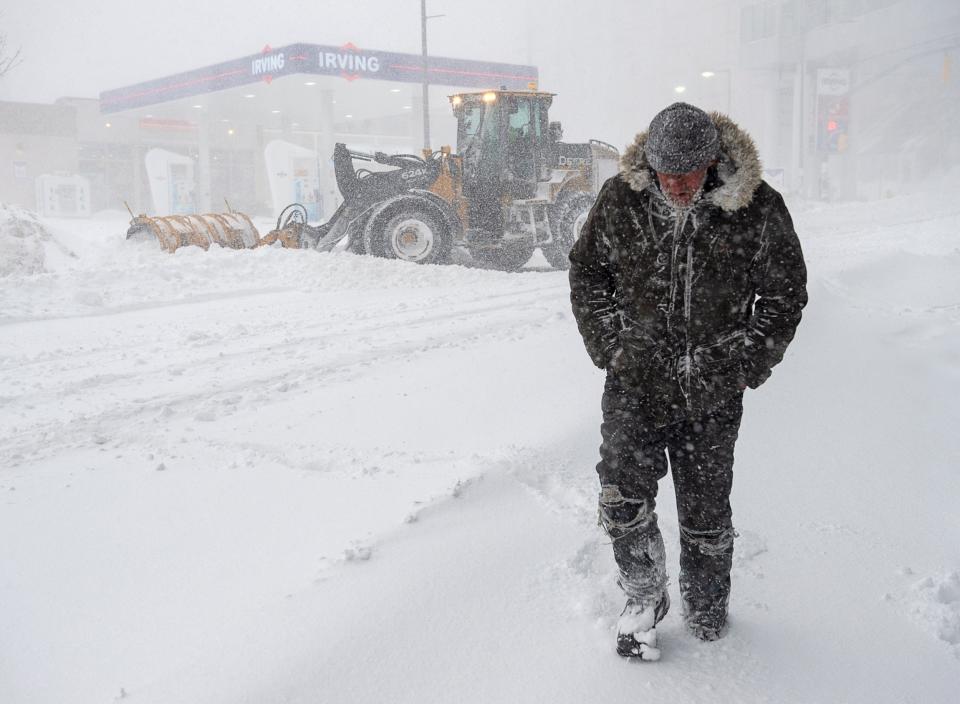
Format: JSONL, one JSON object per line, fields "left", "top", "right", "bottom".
{"left": 734, "top": 0, "right": 959, "bottom": 199}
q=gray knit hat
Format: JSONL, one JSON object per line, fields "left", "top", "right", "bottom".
{"left": 644, "top": 102, "right": 720, "bottom": 174}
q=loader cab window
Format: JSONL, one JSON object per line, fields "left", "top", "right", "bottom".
{"left": 506, "top": 98, "right": 532, "bottom": 142}
{"left": 458, "top": 102, "right": 499, "bottom": 155}
{"left": 457, "top": 100, "right": 503, "bottom": 191}
{"left": 460, "top": 104, "right": 483, "bottom": 142}
{"left": 504, "top": 96, "right": 536, "bottom": 192}
{"left": 534, "top": 99, "right": 550, "bottom": 140}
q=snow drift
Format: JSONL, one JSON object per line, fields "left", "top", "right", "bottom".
{"left": 0, "top": 204, "right": 52, "bottom": 277}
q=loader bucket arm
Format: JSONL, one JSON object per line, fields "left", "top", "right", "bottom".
{"left": 333, "top": 143, "right": 441, "bottom": 207}
{"left": 334, "top": 143, "right": 362, "bottom": 203}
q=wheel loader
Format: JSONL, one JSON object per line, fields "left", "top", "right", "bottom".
{"left": 128, "top": 90, "right": 619, "bottom": 271}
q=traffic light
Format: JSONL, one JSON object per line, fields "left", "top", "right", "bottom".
{"left": 818, "top": 97, "right": 849, "bottom": 153}
{"left": 825, "top": 116, "right": 848, "bottom": 152}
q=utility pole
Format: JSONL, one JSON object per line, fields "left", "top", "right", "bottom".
{"left": 420, "top": 0, "right": 444, "bottom": 151}
{"left": 421, "top": 0, "right": 430, "bottom": 151}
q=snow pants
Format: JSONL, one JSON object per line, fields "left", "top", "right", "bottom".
{"left": 596, "top": 383, "right": 742, "bottom": 630}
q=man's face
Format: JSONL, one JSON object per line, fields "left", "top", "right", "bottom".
{"left": 655, "top": 164, "right": 712, "bottom": 207}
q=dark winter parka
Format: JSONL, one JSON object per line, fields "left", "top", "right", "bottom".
{"left": 569, "top": 114, "right": 808, "bottom": 427}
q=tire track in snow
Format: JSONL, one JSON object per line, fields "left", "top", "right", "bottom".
{"left": 0, "top": 281, "right": 568, "bottom": 371}
{"left": 1, "top": 284, "right": 573, "bottom": 466}
{"left": 0, "top": 287, "right": 300, "bottom": 327}
{"left": 2, "top": 285, "right": 567, "bottom": 401}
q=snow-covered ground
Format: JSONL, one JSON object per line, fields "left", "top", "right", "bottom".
{"left": 1, "top": 183, "right": 959, "bottom": 703}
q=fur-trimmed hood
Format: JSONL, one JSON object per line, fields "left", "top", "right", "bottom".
{"left": 619, "top": 112, "right": 762, "bottom": 212}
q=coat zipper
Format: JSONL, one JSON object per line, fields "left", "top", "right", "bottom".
{"left": 666, "top": 209, "right": 690, "bottom": 333}
{"left": 683, "top": 241, "right": 694, "bottom": 408}
{"left": 666, "top": 206, "right": 697, "bottom": 410}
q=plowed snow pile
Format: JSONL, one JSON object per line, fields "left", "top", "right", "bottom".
{"left": 0, "top": 204, "right": 52, "bottom": 276}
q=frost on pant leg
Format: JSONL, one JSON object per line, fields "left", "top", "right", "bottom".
{"left": 598, "top": 484, "right": 668, "bottom": 606}
{"left": 596, "top": 384, "right": 670, "bottom": 612}
{"left": 678, "top": 523, "right": 735, "bottom": 635}
{"left": 669, "top": 396, "right": 742, "bottom": 637}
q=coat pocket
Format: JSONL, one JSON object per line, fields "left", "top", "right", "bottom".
{"left": 692, "top": 330, "right": 747, "bottom": 394}
{"left": 615, "top": 326, "right": 672, "bottom": 386}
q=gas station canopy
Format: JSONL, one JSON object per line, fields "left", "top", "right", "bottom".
{"left": 100, "top": 42, "right": 539, "bottom": 113}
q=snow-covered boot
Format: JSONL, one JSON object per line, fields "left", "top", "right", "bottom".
{"left": 678, "top": 523, "right": 734, "bottom": 642}
{"left": 616, "top": 591, "right": 670, "bottom": 660}
{"left": 686, "top": 619, "right": 727, "bottom": 642}
{"left": 682, "top": 598, "right": 728, "bottom": 642}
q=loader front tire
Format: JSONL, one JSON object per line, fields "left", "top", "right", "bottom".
{"left": 367, "top": 207, "right": 451, "bottom": 265}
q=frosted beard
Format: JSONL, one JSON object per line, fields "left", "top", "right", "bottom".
{"left": 662, "top": 183, "right": 705, "bottom": 211}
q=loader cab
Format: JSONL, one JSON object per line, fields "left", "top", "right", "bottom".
{"left": 450, "top": 90, "right": 555, "bottom": 233}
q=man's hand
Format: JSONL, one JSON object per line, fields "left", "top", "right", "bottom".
{"left": 606, "top": 345, "right": 646, "bottom": 388}
{"left": 607, "top": 347, "right": 628, "bottom": 375}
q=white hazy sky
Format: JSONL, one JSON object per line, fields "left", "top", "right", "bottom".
{"left": 0, "top": 0, "right": 737, "bottom": 146}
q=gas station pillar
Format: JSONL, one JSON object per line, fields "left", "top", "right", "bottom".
{"left": 317, "top": 89, "right": 338, "bottom": 214}
{"left": 196, "top": 111, "right": 212, "bottom": 212}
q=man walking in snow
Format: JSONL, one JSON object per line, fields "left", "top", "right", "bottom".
{"left": 569, "top": 103, "right": 807, "bottom": 659}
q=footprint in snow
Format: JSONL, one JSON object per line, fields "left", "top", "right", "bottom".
{"left": 343, "top": 544, "right": 373, "bottom": 562}
{"left": 884, "top": 570, "right": 960, "bottom": 656}
{"left": 906, "top": 571, "right": 960, "bottom": 652}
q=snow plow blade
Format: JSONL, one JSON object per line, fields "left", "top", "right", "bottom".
{"left": 126, "top": 212, "right": 261, "bottom": 253}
